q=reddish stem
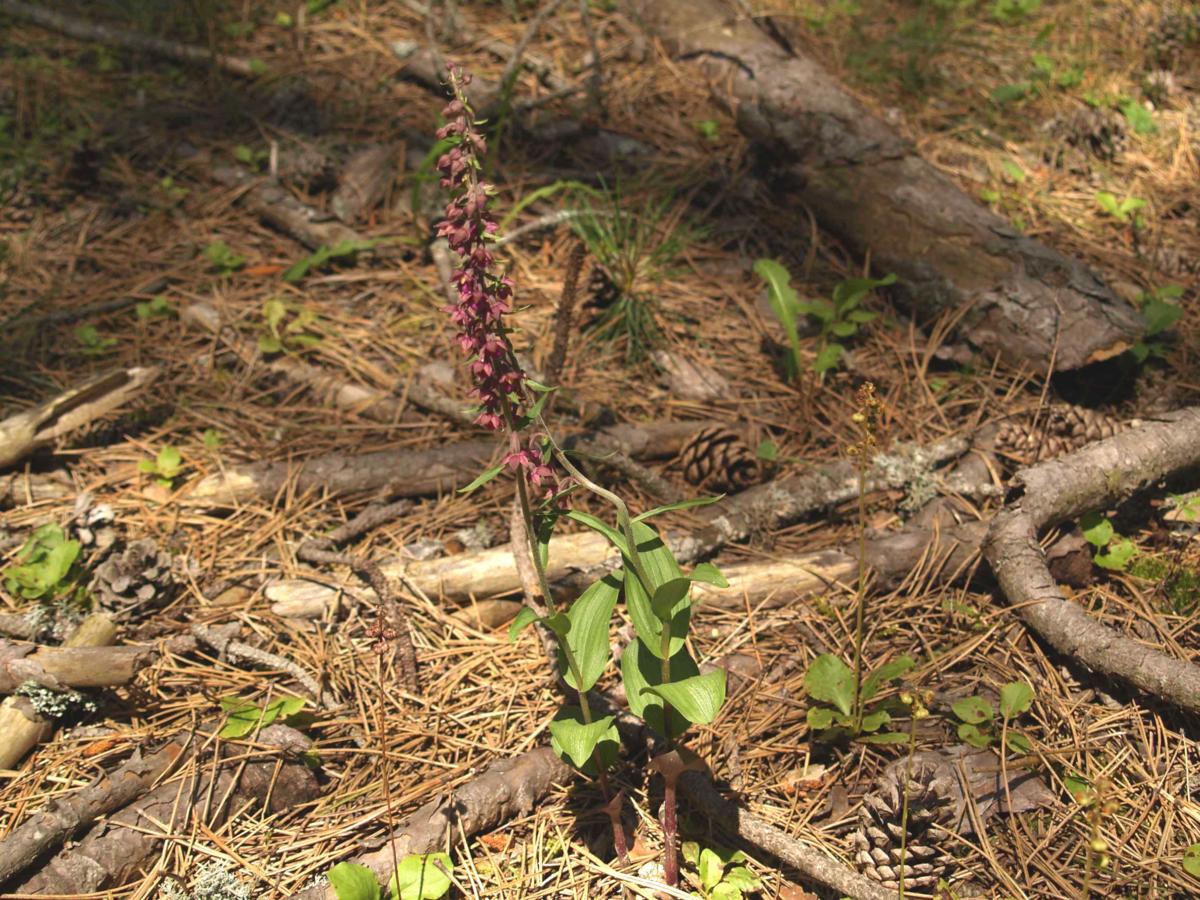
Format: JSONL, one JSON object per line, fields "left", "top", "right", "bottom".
{"left": 662, "top": 777, "right": 679, "bottom": 886}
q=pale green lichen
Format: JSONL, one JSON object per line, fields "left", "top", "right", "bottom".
{"left": 13, "top": 681, "right": 96, "bottom": 721}
{"left": 158, "top": 861, "right": 252, "bottom": 900}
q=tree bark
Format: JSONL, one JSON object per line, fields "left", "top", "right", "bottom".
{"left": 628, "top": 0, "right": 1142, "bottom": 372}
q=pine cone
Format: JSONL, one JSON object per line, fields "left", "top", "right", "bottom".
{"left": 853, "top": 755, "right": 958, "bottom": 890}
{"left": 92, "top": 538, "right": 175, "bottom": 615}
{"left": 996, "top": 405, "right": 1126, "bottom": 463}
{"left": 678, "top": 427, "right": 758, "bottom": 493}
{"left": 585, "top": 263, "right": 621, "bottom": 309}
{"left": 1045, "top": 106, "right": 1128, "bottom": 163}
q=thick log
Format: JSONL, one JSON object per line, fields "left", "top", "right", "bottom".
{"left": 629, "top": 0, "right": 1142, "bottom": 372}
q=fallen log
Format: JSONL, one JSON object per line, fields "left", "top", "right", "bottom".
{"left": 9, "top": 724, "right": 320, "bottom": 895}
{"left": 985, "top": 407, "right": 1200, "bottom": 712}
{"left": 0, "top": 725, "right": 194, "bottom": 887}
{"left": 187, "top": 418, "right": 702, "bottom": 506}
{"left": 0, "top": 367, "right": 159, "bottom": 469}
{"left": 629, "top": 0, "right": 1143, "bottom": 372}
{"left": 0, "top": 639, "right": 150, "bottom": 694}
{"left": 287, "top": 746, "right": 571, "bottom": 900}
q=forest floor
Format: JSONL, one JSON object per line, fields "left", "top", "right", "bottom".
{"left": 2, "top": 1, "right": 1200, "bottom": 898}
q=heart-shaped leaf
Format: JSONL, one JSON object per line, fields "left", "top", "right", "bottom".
{"left": 389, "top": 852, "right": 453, "bottom": 900}
{"left": 957, "top": 722, "right": 992, "bottom": 748}
{"left": 548, "top": 706, "right": 618, "bottom": 769}
{"left": 952, "top": 695, "right": 994, "bottom": 725}
{"left": 999, "top": 681, "right": 1034, "bottom": 719}
{"left": 327, "top": 861, "right": 381, "bottom": 900}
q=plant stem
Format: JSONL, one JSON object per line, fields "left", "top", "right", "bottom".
{"left": 852, "top": 462, "right": 868, "bottom": 733}
{"left": 662, "top": 776, "right": 679, "bottom": 886}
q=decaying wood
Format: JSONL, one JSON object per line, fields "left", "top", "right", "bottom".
{"left": 0, "top": 469, "right": 75, "bottom": 507}
{"left": 288, "top": 746, "right": 571, "bottom": 900}
{"left": 0, "top": 614, "right": 122, "bottom": 771}
{"left": 0, "top": 0, "right": 262, "bottom": 77}
{"left": 0, "top": 727, "right": 194, "bottom": 887}
{"left": 680, "top": 771, "right": 898, "bottom": 900}
{"left": 11, "top": 724, "right": 320, "bottom": 895}
{"left": 0, "top": 367, "right": 159, "bottom": 469}
{"left": 630, "top": 0, "right": 1143, "bottom": 372}
{"left": 188, "top": 623, "right": 329, "bottom": 705}
{"left": 985, "top": 407, "right": 1200, "bottom": 712}
{"left": 0, "top": 639, "right": 149, "bottom": 694}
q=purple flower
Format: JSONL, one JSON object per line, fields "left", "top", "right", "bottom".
{"left": 437, "top": 64, "right": 568, "bottom": 502}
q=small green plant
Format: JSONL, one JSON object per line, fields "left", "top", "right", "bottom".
{"left": 74, "top": 323, "right": 117, "bottom": 355}
{"left": 233, "top": 144, "right": 269, "bottom": 171}
{"left": 258, "top": 298, "right": 322, "bottom": 353}
{"left": 1184, "top": 844, "right": 1200, "bottom": 879}
{"left": 1094, "top": 191, "right": 1146, "bottom": 226}
{"left": 1127, "top": 283, "right": 1183, "bottom": 363}
{"left": 135, "top": 294, "right": 174, "bottom": 319}
{"left": 3, "top": 523, "right": 85, "bottom": 603}
{"left": 283, "top": 239, "right": 379, "bottom": 282}
{"left": 138, "top": 445, "right": 185, "bottom": 489}
{"left": 158, "top": 175, "right": 189, "bottom": 202}
{"left": 805, "top": 653, "right": 915, "bottom": 742}
{"left": 754, "top": 259, "right": 892, "bottom": 379}
{"left": 1118, "top": 97, "right": 1157, "bottom": 136}
{"left": 327, "top": 854, "right": 453, "bottom": 900}
{"left": 203, "top": 240, "right": 247, "bottom": 274}
{"left": 992, "top": 0, "right": 1041, "bottom": 23}
{"left": 1080, "top": 511, "right": 1136, "bottom": 571}
{"left": 202, "top": 428, "right": 223, "bottom": 451}
{"left": 218, "top": 694, "right": 309, "bottom": 739}
{"left": 693, "top": 119, "right": 720, "bottom": 141}
{"left": 570, "top": 188, "right": 699, "bottom": 362}
{"left": 681, "top": 842, "right": 759, "bottom": 899}
{"left": 950, "top": 681, "right": 1034, "bottom": 753}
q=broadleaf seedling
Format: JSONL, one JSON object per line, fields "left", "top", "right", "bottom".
{"left": 681, "top": 841, "right": 760, "bottom": 900}
{"left": 138, "top": 445, "right": 185, "bottom": 489}
{"left": 950, "top": 680, "right": 1035, "bottom": 753}
{"left": 202, "top": 240, "right": 247, "bottom": 274}
{"left": 74, "top": 324, "right": 117, "bottom": 356}
{"left": 1095, "top": 191, "right": 1146, "bottom": 227}
{"left": 218, "top": 694, "right": 308, "bottom": 739}
{"left": 805, "top": 653, "right": 915, "bottom": 743}
{"left": 1080, "top": 510, "right": 1136, "bottom": 571}
{"left": 2, "top": 523, "right": 85, "bottom": 603}
{"left": 258, "top": 298, "right": 322, "bottom": 354}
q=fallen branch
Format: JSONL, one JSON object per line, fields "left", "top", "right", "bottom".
{"left": 0, "top": 725, "right": 194, "bottom": 886}
{"left": 629, "top": 0, "right": 1142, "bottom": 372}
{"left": 287, "top": 746, "right": 571, "bottom": 900}
{"left": 9, "top": 724, "right": 320, "bottom": 895}
{"left": 0, "top": 0, "right": 262, "bottom": 77}
{"left": 0, "top": 469, "right": 75, "bottom": 507}
{"left": 985, "top": 407, "right": 1200, "bottom": 712}
{"left": 680, "top": 771, "right": 898, "bottom": 900}
{"left": 188, "top": 623, "right": 331, "bottom": 705}
{"left": 0, "top": 615, "right": 121, "bottom": 771}
{"left": 0, "top": 367, "right": 159, "bottom": 469}
{"left": 0, "top": 638, "right": 149, "bottom": 694}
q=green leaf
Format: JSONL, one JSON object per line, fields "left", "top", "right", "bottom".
{"left": 804, "top": 654, "right": 855, "bottom": 718}
{"left": 859, "top": 731, "right": 912, "bottom": 745}
{"left": 327, "top": 861, "right": 381, "bottom": 900}
{"left": 650, "top": 577, "right": 692, "bottom": 621}
{"left": 621, "top": 640, "right": 699, "bottom": 738}
{"left": 682, "top": 841, "right": 700, "bottom": 867}
{"left": 1185, "top": 844, "right": 1200, "bottom": 878}
{"left": 709, "top": 883, "right": 743, "bottom": 900}
{"left": 952, "top": 696, "right": 994, "bottom": 724}
{"left": 458, "top": 463, "right": 505, "bottom": 495}
{"left": 202, "top": 428, "right": 222, "bottom": 450}
{"left": 830, "top": 321, "right": 858, "bottom": 338}
{"left": 754, "top": 258, "right": 802, "bottom": 381}
{"left": 564, "top": 510, "right": 628, "bottom": 556}
{"left": 756, "top": 438, "right": 777, "bottom": 461}
{"left": 1095, "top": 537, "right": 1135, "bottom": 571}
{"left": 723, "top": 865, "right": 759, "bottom": 891}
{"left": 1143, "top": 297, "right": 1183, "bottom": 337}
{"left": 1080, "top": 511, "right": 1113, "bottom": 548}
{"left": 859, "top": 708, "right": 891, "bottom": 733}
{"left": 621, "top": 522, "right": 688, "bottom": 658}
{"left": 548, "top": 707, "right": 618, "bottom": 769}
{"left": 156, "top": 446, "right": 182, "bottom": 478}
{"left": 1001, "top": 160, "right": 1026, "bottom": 183}
{"left": 861, "top": 655, "right": 915, "bottom": 702}
{"left": 1004, "top": 731, "right": 1033, "bottom": 754}
{"left": 389, "top": 852, "right": 453, "bottom": 900}
{"left": 1095, "top": 191, "right": 1120, "bottom": 217}
{"left": 806, "top": 706, "right": 836, "bottom": 730}
{"left": 631, "top": 494, "right": 723, "bottom": 523}
{"left": 138, "top": 459, "right": 158, "bottom": 474}
{"left": 812, "top": 342, "right": 844, "bottom": 374}
{"left": 642, "top": 669, "right": 726, "bottom": 726}
{"left": 690, "top": 562, "right": 728, "bottom": 589}
{"left": 508, "top": 607, "right": 541, "bottom": 643}
{"left": 699, "top": 847, "right": 724, "bottom": 890}
{"left": 560, "top": 574, "right": 620, "bottom": 692}
{"left": 999, "top": 681, "right": 1034, "bottom": 718}
{"left": 258, "top": 334, "right": 283, "bottom": 354}
{"left": 1064, "top": 772, "right": 1091, "bottom": 801}
{"left": 219, "top": 702, "right": 264, "bottom": 738}
{"left": 957, "top": 722, "right": 993, "bottom": 748}
{"left": 991, "top": 81, "right": 1032, "bottom": 104}
{"left": 1119, "top": 97, "right": 1157, "bottom": 135}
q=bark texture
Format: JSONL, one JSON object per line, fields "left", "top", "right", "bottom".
{"left": 0, "top": 641, "right": 150, "bottom": 694}
{"left": 985, "top": 407, "right": 1200, "bottom": 712}
{"left": 288, "top": 747, "right": 571, "bottom": 900}
{"left": 630, "top": 0, "right": 1142, "bottom": 372}
{"left": 12, "top": 724, "right": 319, "bottom": 895}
